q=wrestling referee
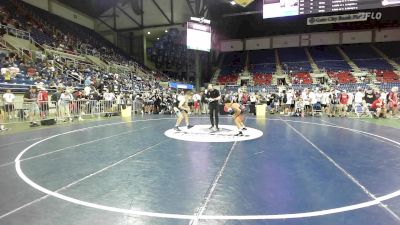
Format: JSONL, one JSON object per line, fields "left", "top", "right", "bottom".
{"left": 206, "top": 84, "right": 221, "bottom": 131}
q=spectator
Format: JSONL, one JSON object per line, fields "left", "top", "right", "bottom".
{"left": 192, "top": 92, "right": 201, "bottom": 115}
{"left": 249, "top": 92, "right": 257, "bottom": 115}
{"left": 370, "top": 96, "right": 387, "bottom": 119}
{"left": 285, "top": 90, "right": 295, "bottom": 116}
{"left": 37, "top": 87, "right": 49, "bottom": 118}
{"left": 302, "top": 89, "right": 311, "bottom": 116}
{"left": 59, "top": 89, "right": 73, "bottom": 122}
{"left": 387, "top": 87, "right": 398, "bottom": 118}
{"left": 200, "top": 91, "right": 208, "bottom": 114}
{"left": 51, "top": 87, "right": 62, "bottom": 119}
{"left": 23, "top": 87, "right": 40, "bottom": 127}
{"left": 2, "top": 89, "right": 15, "bottom": 120}
{"left": 354, "top": 87, "right": 364, "bottom": 107}
{"left": 328, "top": 89, "right": 338, "bottom": 117}
{"left": 338, "top": 90, "right": 349, "bottom": 117}
{"left": 103, "top": 89, "right": 115, "bottom": 117}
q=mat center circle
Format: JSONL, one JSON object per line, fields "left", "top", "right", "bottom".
{"left": 164, "top": 125, "right": 264, "bottom": 142}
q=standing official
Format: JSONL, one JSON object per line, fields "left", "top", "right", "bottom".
{"left": 206, "top": 84, "right": 221, "bottom": 131}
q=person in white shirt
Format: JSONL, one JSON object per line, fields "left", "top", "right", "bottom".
{"left": 2, "top": 89, "right": 15, "bottom": 120}
{"left": 302, "top": 89, "right": 311, "bottom": 116}
{"left": 310, "top": 89, "right": 317, "bottom": 105}
{"left": 84, "top": 86, "right": 91, "bottom": 96}
{"left": 284, "top": 90, "right": 295, "bottom": 116}
{"left": 314, "top": 89, "right": 323, "bottom": 104}
{"left": 313, "top": 89, "right": 323, "bottom": 115}
{"left": 354, "top": 88, "right": 364, "bottom": 105}
{"left": 59, "top": 89, "right": 74, "bottom": 122}
{"left": 103, "top": 90, "right": 116, "bottom": 101}
{"left": 103, "top": 89, "right": 116, "bottom": 117}
{"left": 353, "top": 87, "right": 365, "bottom": 114}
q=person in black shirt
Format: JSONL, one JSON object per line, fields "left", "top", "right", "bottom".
{"left": 153, "top": 94, "right": 161, "bottom": 114}
{"left": 206, "top": 84, "right": 221, "bottom": 131}
{"left": 364, "top": 89, "right": 376, "bottom": 105}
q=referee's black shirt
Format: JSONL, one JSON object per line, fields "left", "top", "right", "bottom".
{"left": 206, "top": 89, "right": 220, "bottom": 104}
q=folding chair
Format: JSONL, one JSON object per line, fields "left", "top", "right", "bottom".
{"left": 354, "top": 103, "right": 373, "bottom": 118}
{"left": 312, "top": 102, "right": 323, "bottom": 116}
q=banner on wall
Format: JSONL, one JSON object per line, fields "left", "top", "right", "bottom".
{"left": 169, "top": 82, "right": 194, "bottom": 90}
{"left": 307, "top": 12, "right": 382, "bottom": 25}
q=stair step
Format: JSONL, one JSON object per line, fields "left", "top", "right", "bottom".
{"left": 336, "top": 46, "right": 361, "bottom": 72}
{"left": 304, "top": 47, "right": 320, "bottom": 73}
{"left": 370, "top": 44, "right": 400, "bottom": 71}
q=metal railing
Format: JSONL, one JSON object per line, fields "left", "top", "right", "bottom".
{"left": 0, "top": 100, "right": 122, "bottom": 124}
{"left": 0, "top": 24, "right": 31, "bottom": 40}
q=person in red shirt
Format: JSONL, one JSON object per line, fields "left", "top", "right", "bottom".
{"left": 338, "top": 90, "right": 349, "bottom": 117}
{"left": 370, "top": 97, "right": 387, "bottom": 118}
{"left": 38, "top": 87, "right": 49, "bottom": 118}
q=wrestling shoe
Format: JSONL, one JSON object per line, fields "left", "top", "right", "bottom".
{"left": 174, "top": 126, "right": 181, "bottom": 131}
{"left": 234, "top": 131, "right": 244, "bottom": 136}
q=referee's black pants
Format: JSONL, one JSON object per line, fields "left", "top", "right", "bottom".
{"left": 209, "top": 102, "right": 219, "bottom": 128}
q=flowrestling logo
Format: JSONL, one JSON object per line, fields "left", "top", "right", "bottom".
{"left": 307, "top": 12, "right": 382, "bottom": 25}
{"left": 164, "top": 125, "right": 263, "bottom": 143}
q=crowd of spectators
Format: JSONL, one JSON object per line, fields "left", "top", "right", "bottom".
{"left": 220, "top": 85, "right": 399, "bottom": 119}
{"left": 1, "top": 74, "right": 399, "bottom": 131}
{"left": 0, "top": 0, "right": 399, "bottom": 132}
{"left": 0, "top": 1, "right": 136, "bottom": 65}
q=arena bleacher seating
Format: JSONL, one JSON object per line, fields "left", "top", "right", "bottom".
{"left": 375, "top": 42, "right": 400, "bottom": 66}
{"left": 291, "top": 72, "right": 313, "bottom": 84}
{"left": 375, "top": 70, "right": 400, "bottom": 83}
{"left": 215, "top": 52, "right": 246, "bottom": 85}
{"left": 279, "top": 47, "right": 312, "bottom": 73}
{"left": 147, "top": 29, "right": 190, "bottom": 70}
{"left": 0, "top": 0, "right": 160, "bottom": 93}
{"left": 248, "top": 49, "right": 275, "bottom": 85}
{"left": 248, "top": 49, "right": 276, "bottom": 73}
{"left": 328, "top": 71, "right": 357, "bottom": 84}
{"left": 253, "top": 73, "right": 272, "bottom": 85}
{"left": 341, "top": 44, "right": 393, "bottom": 70}
{"left": 309, "top": 46, "right": 352, "bottom": 71}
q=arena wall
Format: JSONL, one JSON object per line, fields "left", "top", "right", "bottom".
{"left": 245, "top": 37, "right": 271, "bottom": 50}
{"left": 23, "top": 0, "right": 95, "bottom": 29}
{"left": 219, "top": 27, "right": 400, "bottom": 52}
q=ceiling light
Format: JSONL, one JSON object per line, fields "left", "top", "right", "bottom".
{"left": 230, "top": 1, "right": 237, "bottom": 5}
{"left": 165, "top": 30, "right": 168, "bottom": 33}
{"left": 147, "top": 31, "right": 151, "bottom": 35}
{"left": 157, "top": 38, "right": 160, "bottom": 40}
